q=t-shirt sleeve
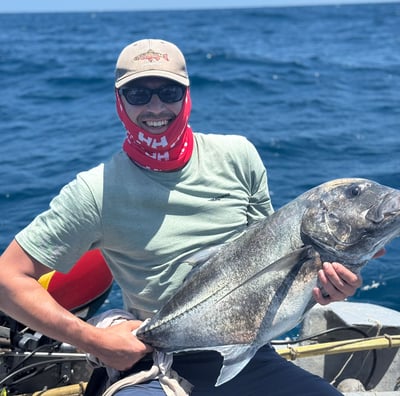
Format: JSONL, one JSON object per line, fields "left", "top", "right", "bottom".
{"left": 242, "top": 138, "right": 274, "bottom": 224}
{"left": 15, "top": 167, "right": 103, "bottom": 273}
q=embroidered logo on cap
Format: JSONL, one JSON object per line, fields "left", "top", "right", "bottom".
{"left": 134, "top": 49, "right": 169, "bottom": 63}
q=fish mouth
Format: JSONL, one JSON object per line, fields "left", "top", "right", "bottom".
{"left": 366, "top": 193, "right": 400, "bottom": 223}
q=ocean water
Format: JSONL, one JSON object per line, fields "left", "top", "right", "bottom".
{"left": 1, "top": 4, "right": 400, "bottom": 313}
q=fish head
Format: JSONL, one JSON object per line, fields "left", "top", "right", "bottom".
{"left": 300, "top": 178, "right": 400, "bottom": 269}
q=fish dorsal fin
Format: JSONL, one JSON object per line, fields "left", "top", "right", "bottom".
{"left": 181, "top": 244, "right": 225, "bottom": 283}
{"left": 184, "top": 244, "right": 224, "bottom": 267}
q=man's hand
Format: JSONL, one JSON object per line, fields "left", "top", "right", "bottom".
{"left": 92, "top": 320, "right": 153, "bottom": 371}
{"left": 313, "top": 248, "right": 386, "bottom": 305}
{"left": 313, "top": 262, "right": 362, "bottom": 305}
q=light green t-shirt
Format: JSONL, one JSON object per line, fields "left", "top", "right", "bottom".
{"left": 16, "top": 133, "right": 273, "bottom": 319}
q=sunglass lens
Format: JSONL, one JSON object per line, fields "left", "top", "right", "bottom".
{"left": 123, "top": 88, "right": 151, "bottom": 105}
{"left": 158, "top": 86, "right": 185, "bottom": 103}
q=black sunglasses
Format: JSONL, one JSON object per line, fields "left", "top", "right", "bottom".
{"left": 120, "top": 84, "right": 186, "bottom": 106}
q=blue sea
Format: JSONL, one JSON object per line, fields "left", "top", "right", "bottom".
{"left": 1, "top": 4, "right": 400, "bottom": 314}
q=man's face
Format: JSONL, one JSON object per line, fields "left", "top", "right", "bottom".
{"left": 119, "top": 77, "right": 185, "bottom": 135}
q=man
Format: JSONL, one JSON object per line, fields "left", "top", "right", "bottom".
{"left": 0, "top": 39, "right": 368, "bottom": 395}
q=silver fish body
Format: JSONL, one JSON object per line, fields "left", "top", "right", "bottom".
{"left": 136, "top": 178, "right": 400, "bottom": 386}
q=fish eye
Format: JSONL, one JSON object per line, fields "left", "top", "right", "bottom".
{"left": 347, "top": 184, "right": 362, "bottom": 198}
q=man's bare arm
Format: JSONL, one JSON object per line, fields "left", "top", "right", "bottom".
{"left": 0, "top": 240, "right": 152, "bottom": 370}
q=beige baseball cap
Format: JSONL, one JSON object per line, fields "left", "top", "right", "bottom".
{"left": 115, "top": 39, "right": 189, "bottom": 88}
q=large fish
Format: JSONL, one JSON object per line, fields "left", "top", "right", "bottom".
{"left": 136, "top": 178, "right": 400, "bottom": 386}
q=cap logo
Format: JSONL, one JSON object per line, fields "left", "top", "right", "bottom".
{"left": 134, "top": 49, "right": 169, "bottom": 63}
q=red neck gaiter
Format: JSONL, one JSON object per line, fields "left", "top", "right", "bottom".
{"left": 116, "top": 88, "right": 194, "bottom": 172}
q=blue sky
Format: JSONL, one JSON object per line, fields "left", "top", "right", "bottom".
{"left": 0, "top": 0, "right": 398, "bottom": 13}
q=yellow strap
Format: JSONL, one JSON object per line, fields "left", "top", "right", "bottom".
{"left": 38, "top": 270, "right": 56, "bottom": 290}
{"left": 30, "top": 382, "right": 87, "bottom": 395}
{"left": 1, "top": 387, "right": 9, "bottom": 396}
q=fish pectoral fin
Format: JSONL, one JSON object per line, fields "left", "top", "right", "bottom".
{"left": 217, "top": 245, "right": 318, "bottom": 303}
{"left": 214, "top": 344, "right": 258, "bottom": 387}
{"left": 267, "top": 245, "right": 318, "bottom": 271}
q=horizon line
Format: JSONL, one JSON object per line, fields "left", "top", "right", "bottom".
{"left": 0, "top": 0, "right": 398, "bottom": 14}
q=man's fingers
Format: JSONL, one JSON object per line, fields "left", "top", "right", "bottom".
{"left": 316, "top": 262, "right": 363, "bottom": 304}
